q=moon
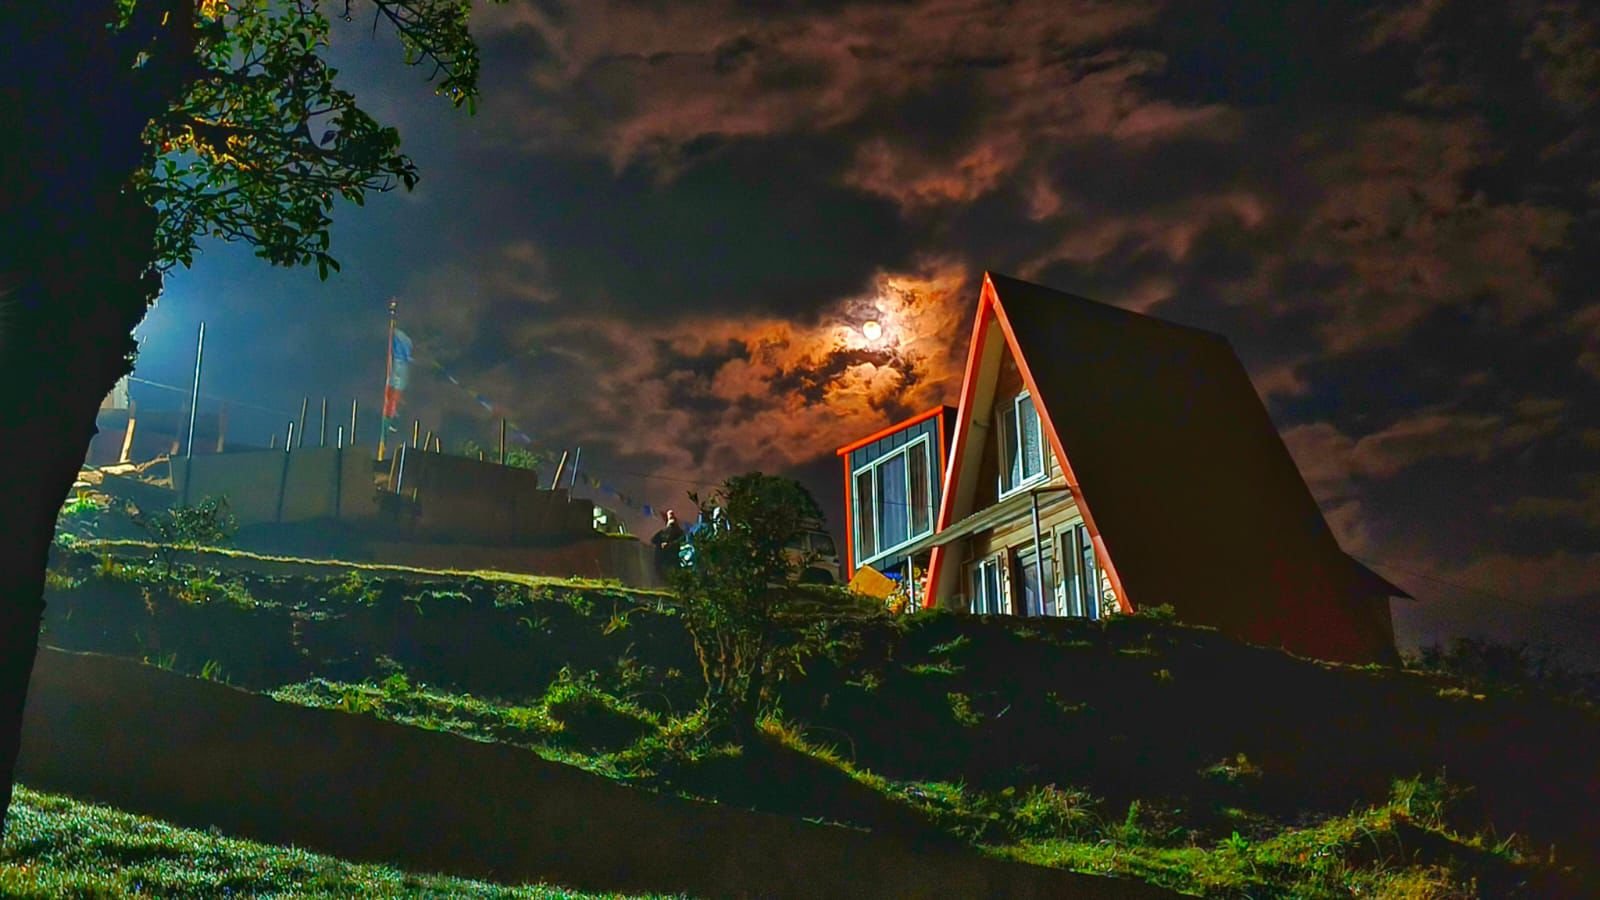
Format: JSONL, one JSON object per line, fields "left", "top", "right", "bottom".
{"left": 861, "top": 320, "right": 882, "bottom": 341}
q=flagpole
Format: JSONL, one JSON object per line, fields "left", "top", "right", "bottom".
{"left": 378, "top": 298, "right": 397, "bottom": 461}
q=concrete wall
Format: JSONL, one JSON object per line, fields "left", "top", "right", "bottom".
{"left": 18, "top": 649, "right": 1175, "bottom": 900}
{"left": 389, "top": 448, "right": 593, "bottom": 543}
{"left": 172, "top": 447, "right": 379, "bottom": 525}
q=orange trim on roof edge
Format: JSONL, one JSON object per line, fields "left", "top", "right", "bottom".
{"left": 841, "top": 454, "right": 856, "bottom": 574}
{"left": 835, "top": 405, "right": 951, "bottom": 457}
{"left": 923, "top": 274, "right": 1000, "bottom": 608}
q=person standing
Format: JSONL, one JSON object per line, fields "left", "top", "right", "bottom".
{"left": 649, "top": 509, "right": 685, "bottom": 574}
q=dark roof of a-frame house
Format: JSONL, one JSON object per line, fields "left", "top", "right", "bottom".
{"left": 933, "top": 273, "right": 1405, "bottom": 663}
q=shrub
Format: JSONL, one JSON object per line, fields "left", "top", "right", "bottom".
{"left": 539, "top": 669, "right": 653, "bottom": 750}
{"left": 1010, "top": 784, "right": 1096, "bottom": 841}
{"left": 117, "top": 495, "right": 237, "bottom": 576}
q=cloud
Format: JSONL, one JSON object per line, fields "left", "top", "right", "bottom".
{"left": 1572, "top": 303, "right": 1600, "bottom": 379}
{"left": 476, "top": 0, "right": 1245, "bottom": 211}
{"left": 1291, "top": 115, "right": 1572, "bottom": 352}
{"left": 1285, "top": 401, "right": 1566, "bottom": 488}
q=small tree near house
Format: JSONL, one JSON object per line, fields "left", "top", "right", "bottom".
{"left": 668, "top": 472, "right": 827, "bottom": 742}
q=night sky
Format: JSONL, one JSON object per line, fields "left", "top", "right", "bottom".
{"left": 128, "top": 1, "right": 1600, "bottom": 663}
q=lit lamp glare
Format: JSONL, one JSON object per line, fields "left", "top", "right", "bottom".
{"left": 861, "top": 320, "right": 882, "bottom": 341}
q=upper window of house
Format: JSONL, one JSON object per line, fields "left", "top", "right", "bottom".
{"left": 998, "top": 391, "right": 1046, "bottom": 497}
{"left": 853, "top": 436, "right": 936, "bottom": 566}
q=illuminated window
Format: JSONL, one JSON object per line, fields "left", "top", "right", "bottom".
{"left": 853, "top": 436, "right": 936, "bottom": 567}
{"left": 998, "top": 391, "right": 1046, "bottom": 497}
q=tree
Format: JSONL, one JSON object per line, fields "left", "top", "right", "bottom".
{"left": 0, "top": 0, "right": 495, "bottom": 834}
{"left": 668, "top": 473, "right": 826, "bottom": 743}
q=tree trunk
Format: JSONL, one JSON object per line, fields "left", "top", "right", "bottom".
{"left": 1, "top": 0, "right": 169, "bottom": 836}
{"left": 0, "top": 377, "right": 118, "bottom": 832}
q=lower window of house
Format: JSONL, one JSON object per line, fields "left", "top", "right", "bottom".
{"left": 968, "top": 556, "right": 1004, "bottom": 615}
{"left": 1056, "top": 523, "right": 1101, "bottom": 619}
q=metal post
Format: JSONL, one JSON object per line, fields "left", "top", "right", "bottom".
{"left": 550, "top": 450, "right": 569, "bottom": 490}
{"left": 119, "top": 400, "right": 137, "bottom": 464}
{"left": 180, "top": 322, "right": 205, "bottom": 505}
{"left": 334, "top": 436, "right": 344, "bottom": 518}
{"left": 569, "top": 446, "right": 582, "bottom": 490}
{"left": 350, "top": 399, "right": 359, "bottom": 451}
{"left": 378, "top": 300, "right": 396, "bottom": 461}
{"left": 423, "top": 430, "right": 434, "bottom": 454}
{"left": 412, "top": 419, "right": 420, "bottom": 449}
{"left": 499, "top": 418, "right": 507, "bottom": 465}
{"left": 296, "top": 396, "right": 308, "bottom": 448}
{"left": 319, "top": 396, "right": 328, "bottom": 448}
{"left": 276, "top": 421, "right": 294, "bottom": 523}
{"left": 1029, "top": 490, "right": 1044, "bottom": 618}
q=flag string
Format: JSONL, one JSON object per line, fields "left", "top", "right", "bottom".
{"left": 418, "top": 354, "right": 680, "bottom": 520}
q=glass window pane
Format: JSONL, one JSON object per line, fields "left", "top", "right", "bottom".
{"left": 998, "top": 404, "right": 1019, "bottom": 493}
{"left": 1058, "top": 528, "right": 1082, "bottom": 616}
{"left": 877, "top": 453, "right": 910, "bottom": 550}
{"left": 909, "top": 444, "right": 931, "bottom": 538}
{"left": 1020, "top": 396, "right": 1043, "bottom": 480}
{"left": 812, "top": 532, "right": 836, "bottom": 557}
{"left": 855, "top": 470, "right": 875, "bottom": 560}
{"left": 1017, "top": 553, "right": 1041, "bottom": 616}
{"left": 1081, "top": 527, "right": 1100, "bottom": 620}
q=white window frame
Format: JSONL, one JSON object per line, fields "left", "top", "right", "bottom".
{"left": 966, "top": 553, "right": 1008, "bottom": 615}
{"left": 852, "top": 434, "right": 936, "bottom": 569}
{"left": 1052, "top": 520, "right": 1102, "bottom": 620}
{"left": 997, "top": 390, "right": 1048, "bottom": 500}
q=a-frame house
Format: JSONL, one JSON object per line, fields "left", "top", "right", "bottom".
{"left": 842, "top": 272, "right": 1405, "bottom": 664}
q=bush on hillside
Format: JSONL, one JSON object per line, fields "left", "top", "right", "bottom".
{"left": 116, "top": 495, "right": 238, "bottom": 576}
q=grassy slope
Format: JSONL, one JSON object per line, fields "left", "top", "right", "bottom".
{"left": 34, "top": 552, "right": 1600, "bottom": 898}
{"left": 0, "top": 787, "right": 655, "bottom": 899}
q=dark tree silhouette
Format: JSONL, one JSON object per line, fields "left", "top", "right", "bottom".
{"left": 0, "top": 0, "right": 494, "bottom": 834}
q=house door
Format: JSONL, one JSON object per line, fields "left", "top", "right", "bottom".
{"left": 1054, "top": 523, "right": 1101, "bottom": 619}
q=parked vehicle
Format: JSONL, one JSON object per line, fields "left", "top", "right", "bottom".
{"left": 787, "top": 527, "right": 842, "bottom": 585}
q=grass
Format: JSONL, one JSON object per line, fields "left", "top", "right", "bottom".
{"left": 0, "top": 786, "right": 660, "bottom": 898}
{"left": 37, "top": 556, "right": 1600, "bottom": 898}
{"left": 78, "top": 538, "right": 668, "bottom": 596}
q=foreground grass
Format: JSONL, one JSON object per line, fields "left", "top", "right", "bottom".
{"left": 264, "top": 674, "right": 1566, "bottom": 898}
{"left": 0, "top": 786, "right": 654, "bottom": 899}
